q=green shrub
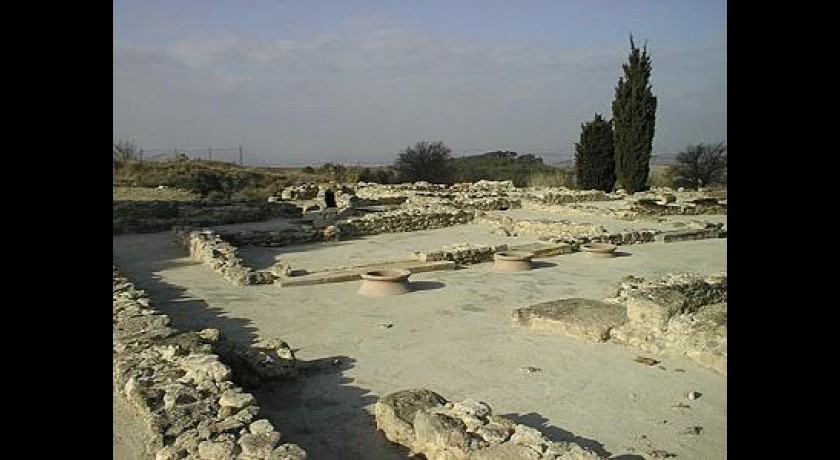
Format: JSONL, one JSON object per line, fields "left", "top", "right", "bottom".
{"left": 528, "top": 169, "right": 577, "bottom": 188}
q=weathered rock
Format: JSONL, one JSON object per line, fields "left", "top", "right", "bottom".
{"left": 238, "top": 431, "right": 281, "bottom": 458}
{"left": 197, "top": 439, "right": 236, "bottom": 460}
{"left": 154, "top": 445, "right": 182, "bottom": 460}
{"left": 413, "top": 410, "right": 473, "bottom": 457}
{"left": 512, "top": 298, "right": 628, "bottom": 342}
{"left": 249, "top": 419, "right": 276, "bottom": 435}
{"left": 608, "top": 273, "right": 728, "bottom": 374}
{"left": 375, "top": 389, "right": 448, "bottom": 448}
{"left": 179, "top": 354, "right": 232, "bottom": 383}
{"left": 267, "top": 443, "right": 308, "bottom": 460}
{"left": 219, "top": 390, "right": 255, "bottom": 409}
{"left": 374, "top": 389, "right": 605, "bottom": 459}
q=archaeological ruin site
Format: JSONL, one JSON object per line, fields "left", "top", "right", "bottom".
{"left": 113, "top": 181, "right": 727, "bottom": 459}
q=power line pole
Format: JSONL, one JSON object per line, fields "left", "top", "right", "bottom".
{"left": 208, "top": 147, "right": 212, "bottom": 161}
{"left": 239, "top": 146, "right": 243, "bottom": 166}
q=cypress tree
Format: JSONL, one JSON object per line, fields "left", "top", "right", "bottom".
{"left": 574, "top": 114, "right": 616, "bottom": 192}
{"left": 612, "top": 35, "right": 657, "bottom": 193}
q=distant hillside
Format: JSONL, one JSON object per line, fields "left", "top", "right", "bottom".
{"left": 113, "top": 158, "right": 329, "bottom": 198}
{"left": 553, "top": 153, "right": 679, "bottom": 169}
{"left": 449, "top": 151, "right": 557, "bottom": 186}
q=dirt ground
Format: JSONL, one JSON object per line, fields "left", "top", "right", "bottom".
{"left": 112, "top": 208, "right": 727, "bottom": 459}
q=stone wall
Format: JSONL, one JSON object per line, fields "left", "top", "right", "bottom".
{"left": 337, "top": 208, "right": 476, "bottom": 236}
{"left": 174, "top": 227, "right": 275, "bottom": 285}
{"left": 607, "top": 273, "right": 728, "bottom": 374}
{"left": 113, "top": 266, "right": 306, "bottom": 459}
{"left": 374, "top": 388, "right": 605, "bottom": 459}
{"left": 519, "top": 188, "right": 614, "bottom": 205}
{"left": 407, "top": 195, "right": 521, "bottom": 211}
{"left": 631, "top": 198, "right": 727, "bottom": 216}
{"left": 217, "top": 228, "right": 324, "bottom": 247}
{"left": 113, "top": 200, "right": 302, "bottom": 235}
{"left": 411, "top": 243, "right": 509, "bottom": 265}
{"left": 475, "top": 215, "right": 608, "bottom": 239}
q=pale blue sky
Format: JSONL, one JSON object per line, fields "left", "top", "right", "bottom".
{"left": 113, "top": 0, "right": 726, "bottom": 166}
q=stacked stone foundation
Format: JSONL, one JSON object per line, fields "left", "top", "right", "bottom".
{"left": 113, "top": 265, "right": 306, "bottom": 459}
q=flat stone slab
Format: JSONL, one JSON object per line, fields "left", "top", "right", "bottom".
{"left": 507, "top": 242, "right": 574, "bottom": 257}
{"left": 511, "top": 298, "right": 628, "bottom": 342}
{"left": 276, "top": 259, "right": 456, "bottom": 287}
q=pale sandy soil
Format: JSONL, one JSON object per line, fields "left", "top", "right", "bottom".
{"left": 113, "top": 388, "right": 149, "bottom": 460}
{"left": 112, "top": 210, "right": 727, "bottom": 459}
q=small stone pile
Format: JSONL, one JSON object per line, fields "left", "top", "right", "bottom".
{"left": 374, "top": 388, "right": 605, "bottom": 459}
{"left": 412, "top": 243, "right": 509, "bottom": 265}
{"left": 113, "top": 265, "right": 306, "bottom": 459}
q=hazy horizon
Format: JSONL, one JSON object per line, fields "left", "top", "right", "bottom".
{"left": 114, "top": 0, "right": 726, "bottom": 167}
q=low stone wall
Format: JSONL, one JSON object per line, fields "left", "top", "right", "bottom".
{"left": 355, "top": 196, "right": 409, "bottom": 207}
{"left": 218, "top": 227, "right": 323, "bottom": 247}
{"left": 113, "top": 266, "right": 306, "bottom": 459}
{"left": 607, "top": 273, "right": 728, "bottom": 374}
{"left": 374, "top": 388, "right": 604, "bottom": 459}
{"left": 411, "top": 243, "right": 509, "bottom": 265}
{"left": 656, "top": 226, "right": 727, "bottom": 243}
{"left": 174, "top": 227, "right": 275, "bottom": 285}
{"left": 408, "top": 195, "right": 521, "bottom": 211}
{"left": 337, "top": 208, "right": 476, "bottom": 236}
{"left": 631, "top": 198, "right": 727, "bottom": 216}
{"left": 520, "top": 188, "right": 614, "bottom": 205}
{"left": 113, "top": 200, "right": 302, "bottom": 235}
{"left": 475, "top": 215, "right": 607, "bottom": 239}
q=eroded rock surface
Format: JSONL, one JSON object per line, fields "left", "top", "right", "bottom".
{"left": 513, "top": 272, "right": 727, "bottom": 374}
{"left": 511, "top": 298, "right": 628, "bottom": 342}
{"left": 374, "top": 389, "right": 605, "bottom": 459}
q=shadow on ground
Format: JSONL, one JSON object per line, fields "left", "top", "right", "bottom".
{"left": 255, "top": 357, "right": 412, "bottom": 459}
{"left": 532, "top": 260, "right": 559, "bottom": 269}
{"left": 501, "top": 412, "right": 612, "bottom": 458}
{"left": 238, "top": 240, "right": 358, "bottom": 271}
{"left": 123, "top": 266, "right": 262, "bottom": 344}
{"left": 409, "top": 281, "right": 445, "bottom": 292}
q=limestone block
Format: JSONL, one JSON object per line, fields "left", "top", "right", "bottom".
{"left": 267, "top": 444, "right": 308, "bottom": 460}
{"left": 249, "top": 419, "right": 275, "bottom": 435}
{"left": 512, "top": 298, "right": 628, "bottom": 342}
{"left": 197, "top": 439, "right": 236, "bottom": 460}
{"left": 238, "top": 431, "right": 281, "bottom": 458}
{"left": 374, "top": 389, "right": 605, "bottom": 459}
{"left": 179, "top": 354, "right": 232, "bottom": 383}
{"left": 219, "top": 390, "right": 255, "bottom": 409}
{"left": 622, "top": 290, "right": 686, "bottom": 331}
{"left": 413, "top": 410, "right": 472, "bottom": 457}
{"left": 374, "top": 389, "right": 448, "bottom": 447}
